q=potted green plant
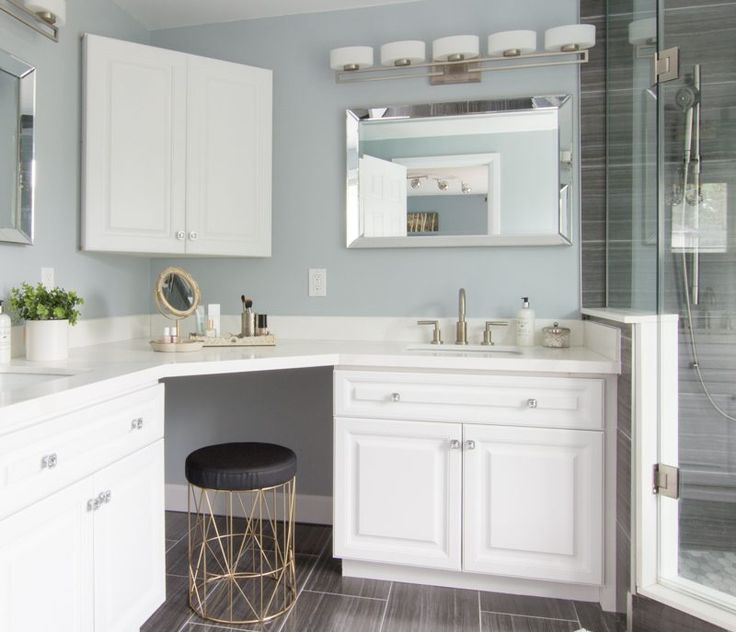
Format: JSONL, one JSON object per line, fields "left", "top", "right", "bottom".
{"left": 9, "top": 283, "right": 84, "bottom": 362}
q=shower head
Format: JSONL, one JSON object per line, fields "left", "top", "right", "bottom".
{"left": 675, "top": 84, "right": 700, "bottom": 111}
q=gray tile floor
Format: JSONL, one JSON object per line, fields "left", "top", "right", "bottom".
{"left": 142, "top": 512, "right": 625, "bottom": 632}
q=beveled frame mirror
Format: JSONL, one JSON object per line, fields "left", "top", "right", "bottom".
{"left": 346, "top": 95, "right": 574, "bottom": 248}
{"left": 0, "top": 48, "right": 35, "bottom": 245}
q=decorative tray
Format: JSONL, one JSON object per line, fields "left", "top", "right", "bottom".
{"left": 189, "top": 334, "right": 276, "bottom": 347}
{"left": 149, "top": 340, "right": 205, "bottom": 353}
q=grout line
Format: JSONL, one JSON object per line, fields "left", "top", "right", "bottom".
{"left": 572, "top": 600, "right": 582, "bottom": 626}
{"left": 479, "top": 610, "right": 579, "bottom": 623}
{"left": 478, "top": 591, "right": 483, "bottom": 632}
{"left": 378, "top": 582, "right": 393, "bottom": 632}
{"left": 302, "top": 588, "right": 388, "bottom": 602}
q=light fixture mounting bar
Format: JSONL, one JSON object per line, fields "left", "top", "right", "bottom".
{"left": 0, "top": 0, "right": 58, "bottom": 41}
{"left": 336, "top": 49, "right": 588, "bottom": 84}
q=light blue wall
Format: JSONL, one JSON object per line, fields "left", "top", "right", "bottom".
{"left": 0, "top": 0, "right": 151, "bottom": 318}
{"left": 152, "top": 0, "right": 582, "bottom": 319}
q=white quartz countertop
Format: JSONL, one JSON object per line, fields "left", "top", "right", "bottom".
{"left": 0, "top": 338, "right": 620, "bottom": 429}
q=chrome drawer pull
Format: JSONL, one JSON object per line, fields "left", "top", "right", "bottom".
{"left": 41, "top": 453, "right": 58, "bottom": 470}
{"left": 130, "top": 417, "right": 144, "bottom": 431}
{"left": 527, "top": 398, "right": 538, "bottom": 409}
{"left": 449, "top": 439, "right": 462, "bottom": 450}
{"left": 391, "top": 392, "right": 401, "bottom": 402}
{"left": 464, "top": 440, "right": 476, "bottom": 450}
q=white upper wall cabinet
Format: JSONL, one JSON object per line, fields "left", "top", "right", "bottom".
{"left": 82, "top": 34, "right": 272, "bottom": 257}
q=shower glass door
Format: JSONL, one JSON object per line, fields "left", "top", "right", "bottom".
{"left": 656, "top": 0, "right": 736, "bottom": 622}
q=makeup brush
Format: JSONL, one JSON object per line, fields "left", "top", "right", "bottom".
{"left": 245, "top": 298, "right": 253, "bottom": 310}
{"left": 241, "top": 295, "right": 246, "bottom": 311}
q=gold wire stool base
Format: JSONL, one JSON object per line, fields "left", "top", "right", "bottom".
{"left": 187, "top": 478, "right": 297, "bottom": 624}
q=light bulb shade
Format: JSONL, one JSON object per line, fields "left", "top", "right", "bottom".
{"left": 544, "top": 24, "right": 596, "bottom": 51}
{"left": 380, "top": 40, "right": 426, "bottom": 66}
{"left": 330, "top": 46, "right": 374, "bottom": 71}
{"left": 628, "top": 17, "right": 656, "bottom": 45}
{"left": 487, "top": 30, "right": 537, "bottom": 57}
{"left": 23, "top": 0, "right": 66, "bottom": 26}
{"left": 432, "top": 35, "right": 480, "bottom": 61}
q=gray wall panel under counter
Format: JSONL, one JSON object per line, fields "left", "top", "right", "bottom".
{"left": 162, "top": 367, "right": 334, "bottom": 498}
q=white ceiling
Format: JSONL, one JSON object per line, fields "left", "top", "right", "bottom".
{"left": 111, "top": 0, "right": 422, "bottom": 30}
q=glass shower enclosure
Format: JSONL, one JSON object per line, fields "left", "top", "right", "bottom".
{"left": 607, "top": 0, "right": 736, "bottom": 627}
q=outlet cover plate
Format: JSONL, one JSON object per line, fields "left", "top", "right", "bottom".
{"left": 309, "top": 268, "right": 327, "bottom": 297}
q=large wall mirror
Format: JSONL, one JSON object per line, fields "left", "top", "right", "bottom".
{"left": 0, "top": 48, "right": 35, "bottom": 245}
{"left": 346, "top": 96, "right": 573, "bottom": 248}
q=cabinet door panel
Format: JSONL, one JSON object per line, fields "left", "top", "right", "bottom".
{"left": 0, "top": 479, "right": 94, "bottom": 632}
{"left": 334, "top": 417, "right": 462, "bottom": 570}
{"left": 83, "top": 34, "right": 187, "bottom": 254}
{"left": 186, "top": 55, "right": 272, "bottom": 256}
{"left": 93, "top": 441, "right": 165, "bottom": 632}
{"left": 463, "top": 424, "right": 603, "bottom": 585}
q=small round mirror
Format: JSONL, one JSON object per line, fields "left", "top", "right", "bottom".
{"left": 154, "top": 266, "right": 201, "bottom": 321}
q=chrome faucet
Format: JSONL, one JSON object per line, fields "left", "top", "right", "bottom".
{"left": 456, "top": 288, "right": 468, "bottom": 345}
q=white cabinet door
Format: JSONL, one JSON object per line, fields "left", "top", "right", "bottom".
{"left": 359, "top": 155, "right": 407, "bottom": 237}
{"left": 185, "top": 55, "right": 272, "bottom": 257}
{"left": 0, "top": 478, "right": 94, "bottom": 632}
{"left": 334, "top": 417, "right": 462, "bottom": 570}
{"left": 463, "top": 424, "right": 603, "bottom": 585}
{"left": 83, "top": 34, "right": 187, "bottom": 254}
{"left": 93, "top": 441, "right": 165, "bottom": 632}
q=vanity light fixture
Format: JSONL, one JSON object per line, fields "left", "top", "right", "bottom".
{"left": 461, "top": 182, "right": 472, "bottom": 194}
{"left": 437, "top": 180, "right": 449, "bottom": 192}
{"left": 331, "top": 25, "right": 593, "bottom": 84}
{"left": 0, "top": 0, "right": 63, "bottom": 40}
{"left": 409, "top": 177, "right": 423, "bottom": 190}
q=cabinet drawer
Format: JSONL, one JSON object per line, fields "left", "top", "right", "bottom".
{"left": 0, "top": 384, "right": 164, "bottom": 520}
{"left": 334, "top": 370, "right": 603, "bottom": 430}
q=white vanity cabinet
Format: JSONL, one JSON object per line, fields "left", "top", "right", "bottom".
{"left": 334, "top": 369, "right": 605, "bottom": 589}
{"left": 0, "top": 384, "right": 165, "bottom": 632}
{"left": 82, "top": 34, "right": 272, "bottom": 257}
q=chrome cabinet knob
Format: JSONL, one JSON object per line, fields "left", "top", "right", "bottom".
{"left": 100, "top": 490, "right": 112, "bottom": 504}
{"left": 41, "top": 453, "right": 58, "bottom": 469}
{"left": 391, "top": 392, "right": 401, "bottom": 402}
{"left": 527, "top": 398, "right": 538, "bottom": 409}
{"left": 87, "top": 497, "right": 101, "bottom": 512}
{"left": 176, "top": 230, "right": 186, "bottom": 240}
{"left": 130, "top": 417, "right": 144, "bottom": 431}
{"left": 188, "top": 231, "right": 198, "bottom": 241}
{"left": 464, "top": 440, "right": 476, "bottom": 450}
{"left": 449, "top": 439, "right": 462, "bottom": 450}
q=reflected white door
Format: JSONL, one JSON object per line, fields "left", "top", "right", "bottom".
{"left": 359, "top": 155, "right": 407, "bottom": 237}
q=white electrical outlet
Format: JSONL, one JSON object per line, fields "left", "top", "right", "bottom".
{"left": 309, "top": 268, "right": 327, "bottom": 297}
{"left": 41, "top": 267, "right": 55, "bottom": 288}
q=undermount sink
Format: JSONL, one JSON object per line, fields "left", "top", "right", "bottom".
{"left": 405, "top": 343, "right": 522, "bottom": 355}
{"left": 0, "top": 368, "right": 76, "bottom": 390}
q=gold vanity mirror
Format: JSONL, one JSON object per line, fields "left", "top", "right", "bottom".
{"left": 151, "top": 266, "right": 203, "bottom": 352}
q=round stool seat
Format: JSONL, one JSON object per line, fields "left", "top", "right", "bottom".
{"left": 185, "top": 442, "right": 297, "bottom": 491}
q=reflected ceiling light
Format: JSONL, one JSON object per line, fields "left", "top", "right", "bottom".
{"left": 437, "top": 180, "right": 449, "bottom": 191}
{"left": 432, "top": 35, "right": 480, "bottom": 62}
{"left": 22, "top": 0, "right": 65, "bottom": 25}
{"left": 544, "top": 24, "right": 596, "bottom": 52}
{"left": 628, "top": 17, "right": 656, "bottom": 45}
{"left": 488, "top": 30, "right": 537, "bottom": 58}
{"left": 381, "top": 40, "right": 426, "bottom": 67}
{"left": 329, "top": 46, "right": 374, "bottom": 71}
{"left": 461, "top": 182, "right": 472, "bottom": 194}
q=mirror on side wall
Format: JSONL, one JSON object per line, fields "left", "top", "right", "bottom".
{"left": 346, "top": 95, "right": 573, "bottom": 248}
{"left": 0, "top": 48, "right": 35, "bottom": 245}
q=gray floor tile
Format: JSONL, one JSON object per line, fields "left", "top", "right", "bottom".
{"left": 482, "top": 612, "right": 580, "bottom": 632}
{"left": 480, "top": 592, "right": 578, "bottom": 621}
{"left": 381, "top": 582, "right": 480, "bottom": 632}
{"left": 140, "top": 574, "right": 193, "bottom": 632}
{"left": 304, "top": 550, "right": 391, "bottom": 600}
{"left": 166, "top": 511, "right": 191, "bottom": 541}
{"left": 280, "top": 590, "right": 385, "bottom": 632}
{"left": 574, "top": 601, "right": 626, "bottom": 632}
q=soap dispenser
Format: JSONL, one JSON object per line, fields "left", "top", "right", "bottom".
{"left": 0, "top": 300, "right": 11, "bottom": 364}
{"left": 516, "top": 297, "right": 535, "bottom": 347}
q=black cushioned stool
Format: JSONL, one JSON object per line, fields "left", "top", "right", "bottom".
{"left": 185, "top": 442, "right": 297, "bottom": 624}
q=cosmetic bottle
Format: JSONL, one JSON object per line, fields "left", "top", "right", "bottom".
{"left": 516, "top": 297, "right": 536, "bottom": 347}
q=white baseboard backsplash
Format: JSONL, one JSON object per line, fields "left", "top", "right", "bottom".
{"left": 10, "top": 314, "right": 150, "bottom": 358}
{"left": 165, "top": 483, "right": 332, "bottom": 525}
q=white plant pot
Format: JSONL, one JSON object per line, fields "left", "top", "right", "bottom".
{"left": 25, "top": 319, "right": 69, "bottom": 362}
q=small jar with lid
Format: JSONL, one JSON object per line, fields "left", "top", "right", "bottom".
{"left": 542, "top": 322, "right": 571, "bottom": 348}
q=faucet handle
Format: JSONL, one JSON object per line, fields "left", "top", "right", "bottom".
{"left": 417, "top": 320, "right": 443, "bottom": 344}
{"left": 482, "top": 321, "right": 508, "bottom": 346}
